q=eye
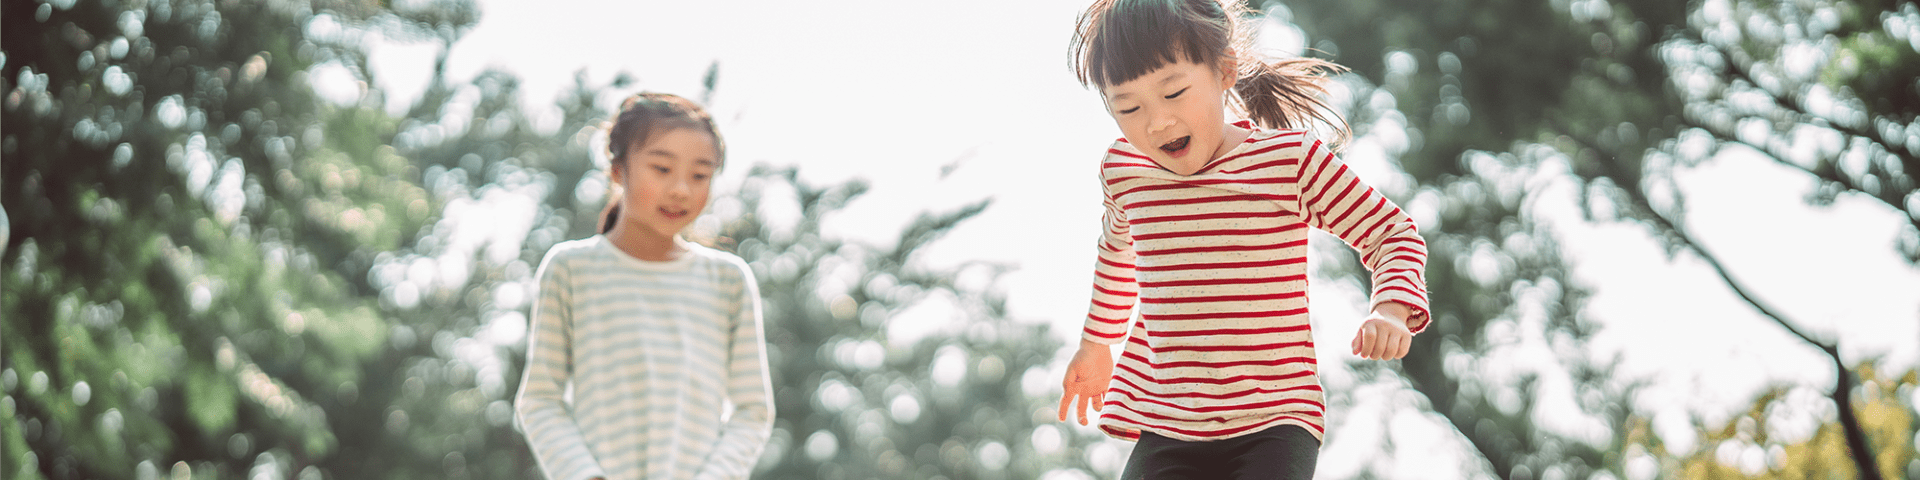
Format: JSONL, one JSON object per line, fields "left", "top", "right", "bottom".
{"left": 1164, "top": 87, "right": 1188, "bottom": 100}
{"left": 1117, "top": 106, "right": 1139, "bottom": 115}
{"left": 692, "top": 173, "right": 711, "bottom": 181}
{"left": 651, "top": 165, "right": 670, "bottom": 174}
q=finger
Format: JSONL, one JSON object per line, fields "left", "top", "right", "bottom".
{"left": 1076, "top": 393, "right": 1091, "bottom": 425}
{"left": 1368, "top": 327, "right": 1387, "bottom": 360}
{"left": 1354, "top": 324, "right": 1370, "bottom": 357}
{"left": 1396, "top": 332, "right": 1412, "bottom": 359}
{"left": 1058, "top": 388, "right": 1073, "bottom": 422}
{"left": 1360, "top": 324, "right": 1378, "bottom": 359}
{"left": 1372, "top": 329, "right": 1391, "bottom": 360}
{"left": 1091, "top": 389, "right": 1104, "bottom": 411}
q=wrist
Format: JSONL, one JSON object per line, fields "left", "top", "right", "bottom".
{"left": 1371, "top": 302, "right": 1407, "bottom": 320}
{"left": 1374, "top": 301, "right": 1423, "bottom": 328}
{"left": 1373, "top": 301, "right": 1427, "bottom": 331}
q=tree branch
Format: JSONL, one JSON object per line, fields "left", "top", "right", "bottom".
{"left": 1680, "top": 117, "right": 1920, "bottom": 233}
{"left": 1686, "top": 32, "right": 1918, "bottom": 167}
{"left": 1551, "top": 118, "right": 1883, "bottom": 480}
{"left": 1686, "top": 35, "right": 1920, "bottom": 226}
{"left": 1562, "top": 124, "right": 1831, "bottom": 348}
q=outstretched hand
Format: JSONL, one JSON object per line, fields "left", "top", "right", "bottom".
{"left": 1057, "top": 339, "right": 1115, "bottom": 426}
{"left": 1351, "top": 304, "right": 1415, "bottom": 360}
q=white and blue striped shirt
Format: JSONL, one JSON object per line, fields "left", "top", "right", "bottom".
{"left": 516, "top": 236, "right": 773, "bottom": 480}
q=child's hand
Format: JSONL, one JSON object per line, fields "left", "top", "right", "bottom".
{"left": 1057, "top": 339, "right": 1115, "bottom": 426}
{"left": 1351, "top": 304, "right": 1415, "bottom": 360}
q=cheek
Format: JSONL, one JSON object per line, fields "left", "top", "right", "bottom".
{"left": 1208, "top": 94, "right": 1231, "bottom": 120}
{"left": 621, "top": 187, "right": 644, "bottom": 207}
{"left": 1188, "top": 97, "right": 1221, "bottom": 119}
{"left": 1113, "top": 118, "right": 1148, "bottom": 144}
{"left": 623, "top": 177, "right": 656, "bottom": 203}
{"left": 1184, "top": 103, "right": 1224, "bottom": 136}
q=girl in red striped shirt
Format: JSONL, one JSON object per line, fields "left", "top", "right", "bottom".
{"left": 1056, "top": 1, "right": 1431, "bottom": 478}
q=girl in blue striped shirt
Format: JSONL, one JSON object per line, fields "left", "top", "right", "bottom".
{"left": 516, "top": 93, "right": 773, "bottom": 480}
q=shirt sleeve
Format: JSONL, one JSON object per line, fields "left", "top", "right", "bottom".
{"left": 694, "top": 260, "right": 774, "bottom": 480}
{"left": 514, "top": 254, "right": 609, "bottom": 480}
{"left": 1295, "top": 140, "right": 1432, "bottom": 332}
{"left": 1083, "top": 166, "right": 1141, "bottom": 344}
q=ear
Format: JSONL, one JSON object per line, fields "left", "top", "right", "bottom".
{"left": 604, "top": 169, "right": 627, "bottom": 205}
{"left": 1218, "top": 51, "right": 1239, "bottom": 90}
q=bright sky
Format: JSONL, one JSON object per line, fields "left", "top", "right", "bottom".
{"left": 352, "top": 0, "right": 1920, "bottom": 476}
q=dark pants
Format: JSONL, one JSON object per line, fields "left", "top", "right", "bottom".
{"left": 1119, "top": 425, "right": 1320, "bottom": 480}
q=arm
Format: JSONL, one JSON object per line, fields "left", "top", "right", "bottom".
{"left": 515, "top": 255, "right": 609, "bottom": 480}
{"left": 1297, "top": 140, "right": 1431, "bottom": 330}
{"left": 1059, "top": 171, "right": 1136, "bottom": 425}
{"left": 1083, "top": 176, "right": 1142, "bottom": 344}
{"left": 693, "top": 263, "right": 774, "bottom": 479}
{"left": 1295, "top": 141, "right": 1431, "bottom": 359}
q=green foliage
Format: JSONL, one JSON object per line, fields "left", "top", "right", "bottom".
{"left": 1278, "top": 0, "right": 1918, "bottom": 477}
{"left": 1625, "top": 363, "right": 1918, "bottom": 479}
{"left": 1, "top": 0, "right": 444, "bottom": 477}
{"left": 721, "top": 165, "right": 1104, "bottom": 479}
{"left": 1272, "top": 0, "right": 1649, "bottom": 475}
{"left": 13, "top": 0, "right": 1905, "bottom": 478}
{"left": 326, "top": 57, "right": 1111, "bottom": 477}
{"left": 5, "top": 3, "right": 1101, "bottom": 480}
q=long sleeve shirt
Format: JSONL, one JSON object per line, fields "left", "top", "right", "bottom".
{"left": 1082, "top": 122, "right": 1430, "bottom": 443}
{"left": 516, "top": 236, "right": 773, "bottom": 480}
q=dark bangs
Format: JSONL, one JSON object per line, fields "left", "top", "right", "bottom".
{"left": 1073, "top": 0, "right": 1231, "bottom": 88}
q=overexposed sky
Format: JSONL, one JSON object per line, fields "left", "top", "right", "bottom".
{"left": 350, "top": 0, "right": 1920, "bottom": 475}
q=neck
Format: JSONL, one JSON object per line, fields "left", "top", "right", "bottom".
{"left": 605, "top": 225, "right": 684, "bottom": 262}
{"left": 1212, "top": 122, "right": 1252, "bottom": 160}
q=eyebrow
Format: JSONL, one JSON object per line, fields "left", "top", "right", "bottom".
{"left": 1107, "top": 70, "right": 1188, "bottom": 101}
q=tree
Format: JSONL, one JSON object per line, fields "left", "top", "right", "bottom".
{"left": 714, "top": 164, "right": 1113, "bottom": 480}
{"left": 1553, "top": 3, "right": 1917, "bottom": 476}
{"left": 1626, "top": 362, "right": 1916, "bottom": 478}
{"left": 6, "top": 2, "right": 1109, "bottom": 478}
{"left": 2, "top": 0, "right": 468, "bottom": 478}
{"left": 1264, "top": 0, "right": 1655, "bottom": 476}
{"left": 370, "top": 32, "right": 1121, "bottom": 472}
{"left": 1277, "top": 0, "right": 1918, "bottom": 477}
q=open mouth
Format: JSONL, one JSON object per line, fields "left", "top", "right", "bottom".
{"left": 1159, "top": 136, "right": 1191, "bottom": 155}
{"left": 659, "top": 207, "right": 690, "bottom": 219}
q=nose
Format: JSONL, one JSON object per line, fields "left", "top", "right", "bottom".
{"left": 666, "top": 175, "right": 692, "bottom": 200}
{"left": 1148, "top": 110, "right": 1176, "bottom": 134}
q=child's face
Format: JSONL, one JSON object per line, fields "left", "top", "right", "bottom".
{"left": 1100, "top": 58, "right": 1237, "bottom": 174}
{"left": 611, "top": 127, "right": 718, "bottom": 241}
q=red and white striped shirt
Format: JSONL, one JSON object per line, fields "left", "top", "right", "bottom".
{"left": 1082, "top": 122, "right": 1430, "bottom": 442}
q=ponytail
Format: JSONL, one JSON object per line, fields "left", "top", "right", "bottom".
{"left": 1233, "top": 56, "right": 1351, "bottom": 147}
{"left": 598, "top": 172, "right": 622, "bottom": 234}
{"left": 600, "top": 202, "right": 622, "bottom": 234}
